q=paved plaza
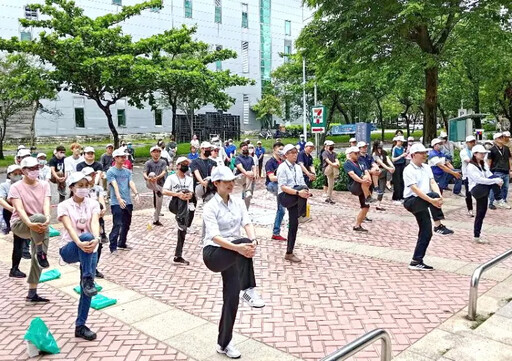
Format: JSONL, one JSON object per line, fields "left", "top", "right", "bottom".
{"left": 1, "top": 182, "right": 512, "bottom": 360}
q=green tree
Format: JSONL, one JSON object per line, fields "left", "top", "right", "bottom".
{"left": 251, "top": 93, "right": 283, "bottom": 129}
{"left": 0, "top": 54, "right": 56, "bottom": 159}
{"left": 304, "top": 0, "right": 512, "bottom": 144}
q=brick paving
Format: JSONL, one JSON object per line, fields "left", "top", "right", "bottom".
{"left": 1, "top": 179, "right": 507, "bottom": 360}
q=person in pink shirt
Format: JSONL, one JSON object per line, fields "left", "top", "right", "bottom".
{"left": 8, "top": 157, "right": 51, "bottom": 303}
{"left": 58, "top": 172, "right": 101, "bottom": 341}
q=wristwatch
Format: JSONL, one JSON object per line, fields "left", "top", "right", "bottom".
{"left": 296, "top": 190, "right": 299, "bottom": 195}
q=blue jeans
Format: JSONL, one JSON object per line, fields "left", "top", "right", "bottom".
{"left": 59, "top": 232, "right": 98, "bottom": 327}
{"left": 434, "top": 171, "right": 462, "bottom": 194}
{"left": 109, "top": 204, "right": 133, "bottom": 252}
{"left": 267, "top": 183, "right": 285, "bottom": 236}
{"left": 489, "top": 172, "right": 510, "bottom": 205}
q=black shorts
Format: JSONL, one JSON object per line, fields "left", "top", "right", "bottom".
{"left": 349, "top": 182, "right": 369, "bottom": 209}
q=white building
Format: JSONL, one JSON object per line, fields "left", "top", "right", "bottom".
{"left": 0, "top": 0, "right": 310, "bottom": 138}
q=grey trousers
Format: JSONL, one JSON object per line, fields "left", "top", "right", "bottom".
{"left": 11, "top": 214, "right": 49, "bottom": 284}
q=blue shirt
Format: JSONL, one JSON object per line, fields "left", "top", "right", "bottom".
{"left": 358, "top": 154, "right": 373, "bottom": 171}
{"left": 188, "top": 152, "right": 199, "bottom": 160}
{"left": 255, "top": 146, "right": 265, "bottom": 158}
{"left": 297, "top": 141, "right": 306, "bottom": 152}
{"left": 298, "top": 151, "right": 313, "bottom": 182}
{"left": 428, "top": 149, "right": 447, "bottom": 176}
{"left": 107, "top": 166, "right": 133, "bottom": 206}
{"left": 343, "top": 160, "right": 364, "bottom": 187}
{"left": 265, "top": 156, "right": 281, "bottom": 185}
{"left": 225, "top": 145, "right": 236, "bottom": 157}
{"left": 235, "top": 154, "right": 254, "bottom": 175}
{"left": 392, "top": 146, "right": 405, "bottom": 165}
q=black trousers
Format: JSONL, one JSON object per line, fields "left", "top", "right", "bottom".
{"left": 203, "top": 238, "right": 256, "bottom": 349}
{"left": 258, "top": 157, "right": 264, "bottom": 177}
{"left": 3, "top": 209, "right": 27, "bottom": 270}
{"left": 403, "top": 193, "right": 444, "bottom": 263}
{"left": 175, "top": 197, "right": 196, "bottom": 258}
{"left": 472, "top": 184, "right": 501, "bottom": 238}
{"left": 278, "top": 192, "right": 307, "bottom": 254}
{"left": 463, "top": 179, "right": 473, "bottom": 211}
{"left": 392, "top": 163, "right": 405, "bottom": 200}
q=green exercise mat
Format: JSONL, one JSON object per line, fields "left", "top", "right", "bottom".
{"left": 24, "top": 317, "right": 60, "bottom": 354}
{"left": 39, "top": 269, "right": 61, "bottom": 283}
{"left": 73, "top": 283, "right": 103, "bottom": 294}
{"left": 90, "top": 294, "right": 117, "bottom": 310}
{"left": 48, "top": 225, "right": 60, "bottom": 237}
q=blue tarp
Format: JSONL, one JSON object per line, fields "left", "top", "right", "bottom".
{"left": 330, "top": 123, "right": 377, "bottom": 135}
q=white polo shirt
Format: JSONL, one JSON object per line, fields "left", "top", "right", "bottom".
{"left": 403, "top": 162, "right": 434, "bottom": 198}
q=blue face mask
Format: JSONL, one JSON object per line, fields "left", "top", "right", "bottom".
{"left": 127, "top": 144, "right": 132, "bottom": 148}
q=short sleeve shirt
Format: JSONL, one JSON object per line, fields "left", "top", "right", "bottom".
{"left": 234, "top": 155, "right": 254, "bottom": 175}
{"left": 265, "top": 156, "right": 281, "bottom": 185}
{"left": 48, "top": 156, "right": 65, "bottom": 173}
{"left": 106, "top": 166, "right": 133, "bottom": 206}
{"left": 488, "top": 145, "right": 511, "bottom": 172}
{"left": 57, "top": 197, "right": 100, "bottom": 244}
{"left": 358, "top": 154, "right": 373, "bottom": 171}
{"left": 8, "top": 180, "right": 51, "bottom": 225}
{"left": 403, "top": 162, "right": 434, "bottom": 198}
{"left": 0, "top": 180, "right": 11, "bottom": 200}
{"left": 163, "top": 173, "right": 194, "bottom": 197}
{"left": 276, "top": 160, "right": 306, "bottom": 194}
{"left": 76, "top": 161, "right": 102, "bottom": 173}
{"left": 144, "top": 159, "right": 168, "bottom": 186}
{"left": 428, "top": 149, "right": 447, "bottom": 176}
{"left": 392, "top": 146, "right": 406, "bottom": 165}
{"left": 190, "top": 158, "right": 217, "bottom": 187}
{"left": 322, "top": 151, "right": 336, "bottom": 171}
{"left": 343, "top": 160, "right": 364, "bottom": 187}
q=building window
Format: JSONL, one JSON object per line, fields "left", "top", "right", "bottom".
{"left": 241, "top": 41, "right": 249, "bottom": 73}
{"left": 24, "top": 6, "right": 38, "bottom": 20}
{"left": 215, "top": 0, "right": 222, "bottom": 23}
{"left": 75, "top": 108, "right": 85, "bottom": 128}
{"left": 243, "top": 94, "right": 249, "bottom": 125}
{"left": 112, "top": 0, "right": 122, "bottom": 5}
{"left": 241, "top": 3, "right": 248, "bottom": 28}
{"left": 20, "top": 31, "right": 32, "bottom": 41}
{"left": 215, "top": 45, "right": 223, "bottom": 71}
{"left": 117, "top": 109, "right": 126, "bottom": 127}
{"left": 184, "top": 0, "right": 192, "bottom": 18}
{"left": 285, "top": 20, "right": 291, "bottom": 36}
{"left": 284, "top": 40, "right": 292, "bottom": 62}
{"left": 154, "top": 109, "right": 162, "bottom": 126}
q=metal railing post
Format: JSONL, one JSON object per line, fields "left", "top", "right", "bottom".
{"left": 468, "top": 248, "right": 512, "bottom": 321}
{"left": 320, "top": 329, "right": 392, "bottom": 361}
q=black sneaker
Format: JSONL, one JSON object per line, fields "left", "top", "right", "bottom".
{"left": 9, "top": 268, "right": 26, "bottom": 278}
{"left": 75, "top": 325, "right": 97, "bottom": 341}
{"left": 353, "top": 226, "right": 368, "bottom": 232}
{"left": 22, "top": 251, "right": 31, "bottom": 260}
{"left": 100, "top": 234, "right": 108, "bottom": 244}
{"left": 36, "top": 251, "right": 50, "bottom": 268}
{"left": 489, "top": 204, "right": 497, "bottom": 210}
{"left": 95, "top": 269, "right": 104, "bottom": 279}
{"left": 364, "top": 217, "right": 372, "bottom": 222}
{"left": 376, "top": 207, "right": 386, "bottom": 211}
{"left": 81, "top": 277, "right": 98, "bottom": 298}
{"left": 153, "top": 221, "right": 164, "bottom": 226}
{"left": 434, "top": 224, "right": 454, "bottom": 235}
{"left": 173, "top": 257, "right": 190, "bottom": 265}
{"left": 409, "top": 262, "right": 434, "bottom": 271}
{"left": 117, "top": 245, "right": 132, "bottom": 251}
{"left": 26, "top": 294, "right": 50, "bottom": 303}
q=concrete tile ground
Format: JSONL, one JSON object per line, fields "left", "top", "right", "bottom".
{"left": 1, "top": 179, "right": 511, "bottom": 360}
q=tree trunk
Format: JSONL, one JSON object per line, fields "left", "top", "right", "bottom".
{"left": 0, "top": 123, "right": 4, "bottom": 160}
{"left": 104, "top": 106, "right": 119, "bottom": 148}
{"left": 29, "top": 100, "right": 38, "bottom": 147}
{"left": 423, "top": 66, "right": 439, "bottom": 145}
{"left": 170, "top": 95, "right": 177, "bottom": 136}
{"left": 189, "top": 106, "right": 195, "bottom": 140}
{"left": 320, "top": 96, "right": 338, "bottom": 146}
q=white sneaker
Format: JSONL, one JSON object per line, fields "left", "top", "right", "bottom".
{"left": 393, "top": 200, "right": 402, "bottom": 205}
{"left": 216, "top": 342, "right": 241, "bottom": 359}
{"left": 498, "top": 200, "right": 511, "bottom": 209}
{"left": 241, "top": 288, "right": 265, "bottom": 308}
{"left": 474, "top": 237, "right": 488, "bottom": 244}
{"left": 467, "top": 210, "right": 474, "bottom": 217}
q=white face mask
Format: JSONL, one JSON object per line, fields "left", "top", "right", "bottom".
{"left": 38, "top": 159, "right": 47, "bottom": 166}
{"left": 74, "top": 188, "right": 90, "bottom": 198}
{"left": 10, "top": 175, "right": 23, "bottom": 183}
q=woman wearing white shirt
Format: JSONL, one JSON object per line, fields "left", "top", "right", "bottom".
{"left": 466, "top": 145, "right": 505, "bottom": 243}
{"left": 202, "top": 167, "right": 265, "bottom": 359}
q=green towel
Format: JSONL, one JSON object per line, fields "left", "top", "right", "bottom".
{"left": 90, "top": 294, "right": 117, "bottom": 310}
{"left": 73, "top": 284, "right": 103, "bottom": 294}
{"left": 39, "top": 269, "right": 61, "bottom": 283}
{"left": 24, "top": 317, "right": 60, "bottom": 354}
{"left": 48, "top": 225, "right": 60, "bottom": 237}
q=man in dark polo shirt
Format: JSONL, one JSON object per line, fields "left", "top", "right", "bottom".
{"left": 190, "top": 141, "right": 217, "bottom": 203}
{"left": 265, "top": 142, "right": 286, "bottom": 241}
{"left": 488, "top": 132, "right": 512, "bottom": 209}
{"left": 235, "top": 142, "right": 255, "bottom": 209}
{"left": 298, "top": 141, "right": 316, "bottom": 188}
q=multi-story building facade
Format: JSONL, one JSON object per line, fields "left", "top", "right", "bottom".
{"left": 0, "top": 0, "right": 309, "bottom": 138}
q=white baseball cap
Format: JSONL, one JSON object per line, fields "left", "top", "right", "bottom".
{"left": 83, "top": 146, "right": 95, "bottom": 153}
{"left": 349, "top": 137, "right": 356, "bottom": 143}
{"left": 67, "top": 172, "right": 91, "bottom": 187}
{"left": 393, "top": 136, "right": 405, "bottom": 142}
{"left": 175, "top": 156, "right": 189, "bottom": 165}
{"left": 357, "top": 141, "right": 367, "bottom": 148}
{"left": 493, "top": 132, "right": 503, "bottom": 140}
{"left": 439, "top": 131, "right": 448, "bottom": 138}
{"left": 150, "top": 145, "right": 161, "bottom": 153}
{"left": 81, "top": 167, "right": 96, "bottom": 176}
{"left": 466, "top": 135, "right": 476, "bottom": 142}
{"left": 17, "top": 149, "right": 31, "bottom": 158}
{"left": 472, "top": 145, "right": 489, "bottom": 154}
{"left": 20, "top": 157, "right": 39, "bottom": 168}
{"left": 503, "top": 131, "right": 511, "bottom": 137}
{"left": 282, "top": 144, "right": 297, "bottom": 154}
{"left": 305, "top": 141, "right": 314, "bottom": 147}
{"left": 410, "top": 143, "right": 428, "bottom": 154}
{"left": 200, "top": 141, "right": 213, "bottom": 149}
{"left": 407, "top": 136, "right": 414, "bottom": 141}
{"left": 345, "top": 146, "right": 360, "bottom": 155}
{"left": 17, "top": 145, "right": 26, "bottom": 151}
{"left": 106, "top": 143, "right": 114, "bottom": 148}
{"left": 36, "top": 153, "right": 47, "bottom": 159}
{"left": 112, "top": 148, "right": 126, "bottom": 157}
{"left": 325, "top": 140, "right": 335, "bottom": 146}
{"left": 431, "top": 138, "right": 443, "bottom": 147}
{"left": 211, "top": 166, "right": 236, "bottom": 182}
{"left": 7, "top": 164, "right": 21, "bottom": 174}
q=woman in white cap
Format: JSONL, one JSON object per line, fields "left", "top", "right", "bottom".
{"left": 58, "top": 172, "right": 101, "bottom": 341}
{"left": 0, "top": 165, "right": 28, "bottom": 278}
{"left": 344, "top": 146, "right": 372, "bottom": 232}
{"left": 162, "top": 157, "right": 195, "bottom": 265}
{"left": 391, "top": 136, "right": 407, "bottom": 203}
{"left": 202, "top": 166, "right": 264, "bottom": 359}
{"left": 371, "top": 141, "right": 395, "bottom": 211}
{"left": 36, "top": 153, "right": 51, "bottom": 182}
{"left": 467, "top": 145, "right": 507, "bottom": 243}
{"left": 322, "top": 140, "right": 339, "bottom": 204}
{"left": 405, "top": 136, "right": 415, "bottom": 165}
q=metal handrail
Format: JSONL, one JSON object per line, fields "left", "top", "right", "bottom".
{"left": 320, "top": 329, "right": 392, "bottom": 361}
{"left": 468, "top": 248, "right": 512, "bottom": 320}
